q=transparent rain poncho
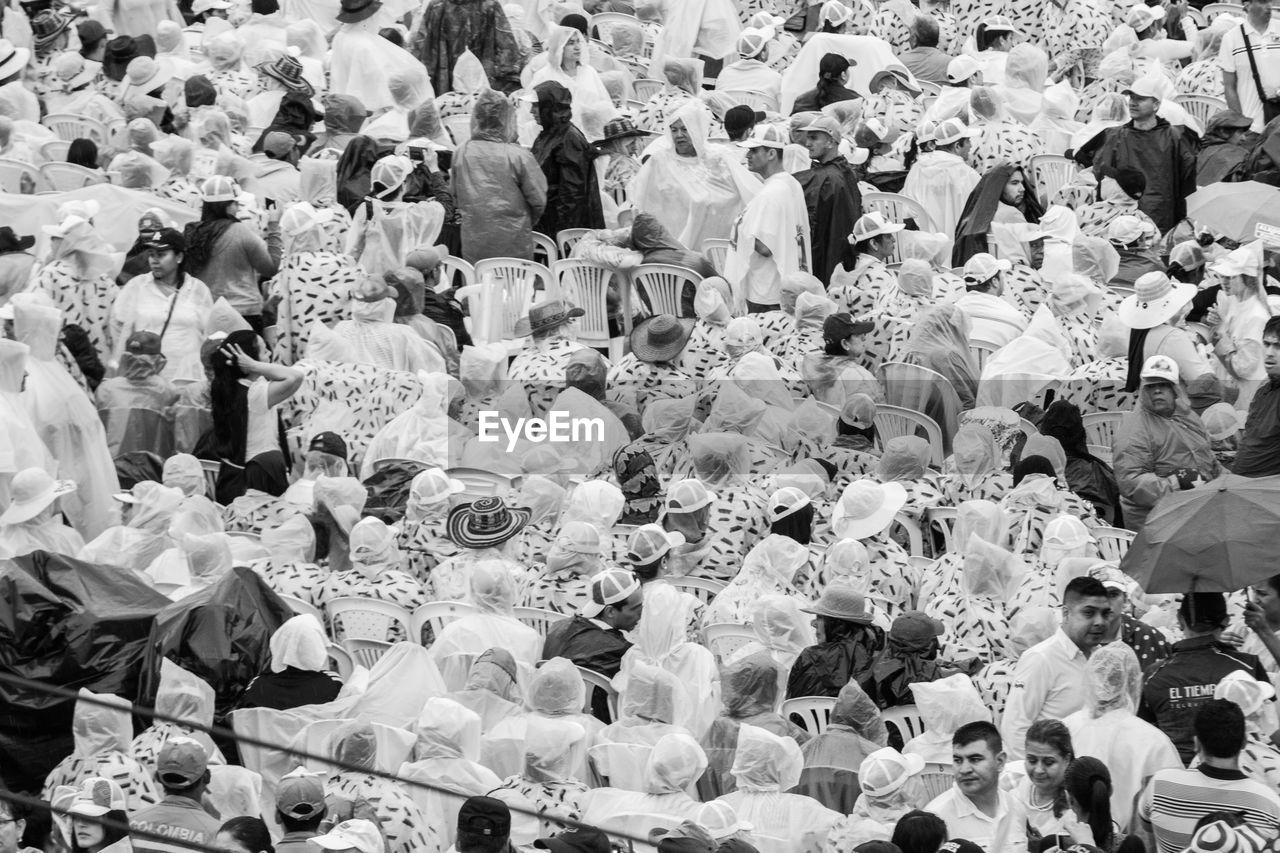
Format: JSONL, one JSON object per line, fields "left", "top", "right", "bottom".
{"left": 730, "top": 723, "right": 804, "bottom": 792}
{"left": 641, "top": 396, "right": 702, "bottom": 443}
{"left": 829, "top": 680, "right": 889, "bottom": 746}
{"left": 950, "top": 423, "right": 1002, "bottom": 488}
{"left": 1084, "top": 641, "right": 1142, "bottom": 718}
{"left": 130, "top": 659, "right": 225, "bottom": 772}
{"left": 904, "top": 674, "right": 991, "bottom": 764}
{"left": 644, "top": 732, "right": 708, "bottom": 794}
{"left": 562, "top": 480, "right": 626, "bottom": 534}
{"left": 744, "top": 594, "right": 817, "bottom": 665}
{"left": 435, "top": 560, "right": 541, "bottom": 689}
{"left": 688, "top": 432, "right": 752, "bottom": 487}
{"left": 703, "top": 382, "right": 768, "bottom": 436}
{"left": 80, "top": 482, "right": 186, "bottom": 572}
{"left": 703, "top": 535, "right": 810, "bottom": 627}
{"left": 1039, "top": 514, "right": 1095, "bottom": 572}
{"left": 591, "top": 660, "right": 690, "bottom": 788}
{"left": 269, "top": 614, "right": 329, "bottom": 673}
{"left": 262, "top": 514, "right": 317, "bottom": 563}
{"left": 527, "top": 658, "right": 587, "bottom": 717}
{"left": 42, "top": 689, "right": 160, "bottom": 813}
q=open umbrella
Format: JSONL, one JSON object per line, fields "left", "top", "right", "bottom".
{"left": 1185, "top": 182, "right": 1280, "bottom": 243}
{"left": 1120, "top": 473, "right": 1280, "bottom": 593}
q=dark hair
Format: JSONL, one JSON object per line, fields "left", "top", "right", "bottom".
{"left": 1263, "top": 315, "right": 1280, "bottom": 342}
{"left": 183, "top": 200, "right": 239, "bottom": 270}
{"left": 378, "top": 26, "right": 405, "bottom": 46}
{"left": 210, "top": 329, "right": 259, "bottom": 464}
{"left": 953, "top": 720, "right": 1002, "bottom": 754}
{"left": 1065, "top": 756, "right": 1115, "bottom": 850}
{"left": 250, "top": 0, "right": 279, "bottom": 13}
{"left": 771, "top": 502, "right": 815, "bottom": 546}
{"left": 891, "top": 811, "right": 947, "bottom": 853}
{"left": 911, "top": 15, "right": 940, "bottom": 47}
{"left": 816, "top": 53, "right": 850, "bottom": 102}
{"left": 977, "top": 25, "right": 1009, "bottom": 51}
{"left": 69, "top": 809, "right": 129, "bottom": 853}
{"left": 1026, "top": 719, "right": 1073, "bottom": 817}
{"left": 1063, "top": 576, "right": 1110, "bottom": 604}
{"left": 1265, "top": 575, "right": 1280, "bottom": 596}
{"left": 218, "top": 817, "right": 274, "bottom": 853}
{"left": 67, "top": 138, "right": 99, "bottom": 169}
{"left": 0, "top": 794, "right": 31, "bottom": 822}
{"left": 278, "top": 810, "right": 326, "bottom": 834}
{"left": 1039, "top": 400, "right": 1091, "bottom": 460}
{"left": 1012, "top": 454, "right": 1056, "bottom": 485}
{"left": 1195, "top": 699, "right": 1246, "bottom": 759}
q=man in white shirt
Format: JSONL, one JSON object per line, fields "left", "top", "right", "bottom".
{"left": 926, "top": 721, "right": 1028, "bottom": 853}
{"left": 902, "top": 117, "right": 979, "bottom": 238}
{"left": 1219, "top": 0, "right": 1280, "bottom": 133}
{"left": 1000, "top": 576, "right": 1114, "bottom": 759}
{"left": 715, "top": 28, "right": 782, "bottom": 113}
{"left": 725, "top": 124, "right": 812, "bottom": 312}
{"left": 954, "top": 253, "right": 1026, "bottom": 347}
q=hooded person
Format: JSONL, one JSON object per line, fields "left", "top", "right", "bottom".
{"left": 902, "top": 674, "right": 991, "bottom": 764}
{"left": 796, "top": 680, "right": 888, "bottom": 813}
{"left": 450, "top": 88, "right": 548, "bottom": 263}
{"left": 787, "top": 587, "right": 887, "bottom": 699}
{"left": 360, "top": 372, "right": 461, "bottom": 478}
{"left": 630, "top": 100, "right": 760, "bottom": 254}
{"left": 41, "top": 689, "right": 161, "bottom": 813}
{"left": 408, "top": 0, "right": 523, "bottom": 95}
{"left": 430, "top": 558, "right": 543, "bottom": 689}
{"left": 825, "top": 747, "right": 930, "bottom": 845}
{"left": 1212, "top": 671, "right": 1280, "bottom": 790}
{"left": 923, "top": 527, "right": 1024, "bottom": 661}
{"left": 861, "top": 611, "right": 951, "bottom": 710}
{"left": 325, "top": 723, "right": 443, "bottom": 853}
{"left": 80, "top": 481, "right": 186, "bottom": 572}
{"left": 898, "top": 304, "right": 979, "bottom": 418}
{"left": 952, "top": 162, "right": 1044, "bottom": 267}
{"left": 580, "top": 732, "right": 707, "bottom": 838}
{"left": 938, "top": 425, "right": 1011, "bottom": 506}
{"left": 594, "top": 661, "right": 688, "bottom": 768}
{"left": 1039, "top": 400, "right": 1123, "bottom": 526}
{"left": 129, "top": 660, "right": 226, "bottom": 772}
{"left": 320, "top": 517, "right": 429, "bottom": 643}
{"left": 488, "top": 715, "right": 590, "bottom": 847}
{"left": 344, "top": 156, "right": 448, "bottom": 279}
{"left": 724, "top": 594, "right": 817, "bottom": 685}
{"left": 617, "top": 583, "right": 719, "bottom": 738}
{"left": 530, "top": 79, "right": 605, "bottom": 239}
{"left": 331, "top": 0, "right": 436, "bottom": 113}
{"left": 529, "top": 27, "right": 617, "bottom": 135}
{"left": 448, "top": 648, "right": 525, "bottom": 732}
{"left": 1061, "top": 642, "right": 1180, "bottom": 828}
{"left": 397, "top": 467, "right": 466, "bottom": 580}
{"left": 702, "top": 534, "right": 811, "bottom": 629}
{"left": 399, "top": 697, "right": 503, "bottom": 850}
{"left": 246, "top": 513, "right": 328, "bottom": 610}
{"left": 716, "top": 724, "right": 844, "bottom": 853}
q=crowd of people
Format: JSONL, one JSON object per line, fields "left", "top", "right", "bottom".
{"left": 5, "top": 0, "right": 1280, "bottom": 850}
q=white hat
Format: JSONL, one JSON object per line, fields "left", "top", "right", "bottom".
{"left": 0, "top": 468, "right": 76, "bottom": 526}
{"left": 41, "top": 215, "right": 91, "bottom": 240}
{"left": 312, "top": 820, "right": 384, "bottom": 853}
{"left": 748, "top": 11, "right": 787, "bottom": 30}
{"left": 737, "top": 27, "right": 770, "bottom": 58}
{"left": 1118, "top": 272, "right": 1197, "bottom": 329}
{"left": 962, "top": 252, "right": 1011, "bottom": 285}
{"left": 830, "top": 479, "right": 907, "bottom": 539}
{"left": 626, "top": 523, "right": 685, "bottom": 563}
{"left": 580, "top": 568, "right": 642, "bottom": 617}
{"left": 933, "top": 117, "right": 976, "bottom": 146}
{"left": 737, "top": 123, "right": 788, "bottom": 150}
{"left": 851, "top": 211, "right": 904, "bottom": 243}
{"left": 1201, "top": 402, "right": 1243, "bottom": 442}
{"left": 666, "top": 478, "right": 717, "bottom": 513}
{"left": 1209, "top": 244, "right": 1261, "bottom": 278}
{"left": 1125, "top": 3, "right": 1165, "bottom": 32}
{"left": 946, "top": 55, "right": 982, "bottom": 84}
{"left": 1215, "top": 670, "right": 1276, "bottom": 717}
{"left": 819, "top": 0, "right": 854, "bottom": 27}
{"left": 201, "top": 175, "right": 239, "bottom": 203}
{"left": 280, "top": 201, "right": 336, "bottom": 236}
{"left": 67, "top": 777, "right": 128, "bottom": 818}
{"left": 696, "top": 801, "right": 753, "bottom": 842}
{"left": 409, "top": 467, "right": 466, "bottom": 505}
{"left": 371, "top": 154, "right": 414, "bottom": 198}
{"left": 122, "top": 55, "right": 175, "bottom": 96}
{"left": 858, "top": 747, "right": 926, "bottom": 798}
{"left": 0, "top": 39, "right": 32, "bottom": 81}
{"left": 979, "top": 14, "right": 1018, "bottom": 33}
{"left": 1139, "top": 354, "right": 1180, "bottom": 386}
{"left": 914, "top": 118, "right": 938, "bottom": 144}
{"left": 1106, "top": 214, "right": 1153, "bottom": 246}
{"left": 768, "top": 486, "right": 812, "bottom": 522}
{"left": 1121, "top": 74, "right": 1164, "bottom": 100}
{"left": 191, "top": 0, "right": 232, "bottom": 12}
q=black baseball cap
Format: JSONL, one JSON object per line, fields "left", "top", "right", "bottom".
{"left": 308, "top": 431, "right": 348, "bottom": 460}
{"left": 144, "top": 227, "right": 185, "bottom": 253}
{"left": 823, "top": 311, "right": 874, "bottom": 341}
{"left": 457, "top": 796, "right": 510, "bottom": 839}
{"left": 938, "top": 841, "right": 984, "bottom": 853}
{"left": 534, "top": 829, "right": 611, "bottom": 853}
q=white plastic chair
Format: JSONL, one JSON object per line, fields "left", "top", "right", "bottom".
{"left": 1174, "top": 94, "right": 1228, "bottom": 130}
{"left": 632, "top": 78, "right": 665, "bottom": 100}
{"left": 40, "top": 162, "right": 107, "bottom": 191}
{"left": 446, "top": 466, "right": 517, "bottom": 500}
{"left": 513, "top": 606, "right": 566, "bottom": 639}
{"left": 326, "top": 597, "right": 412, "bottom": 643}
{"left": 554, "top": 258, "right": 628, "bottom": 360}
{"left": 924, "top": 505, "right": 957, "bottom": 555}
{"left": 590, "top": 10, "right": 641, "bottom": 41}
{"left": 40, "top": 139, "right": 70, "bottom": 162}
{"left": 410, "top": 600, "right": 476, "bottom": 647}
{"left": 1088, "top": 443, "right": 1114, "bottom": 465}
{"left": 439, "top": 255, "right": 475, "bottom": 291}
{"left": 862, "top": 191, "right": 934, "bottom": 236}
{"left": 970, "top": 339, "right": 1001, "bottom": 373}
{"left": 874, "top": 404, "right": 945, "bottom": 468}
{"left": 704, "top": 622, "right": 755, "bottom": 661}
{"left": 0, "top": 158, "right": 40, "bottom": 193}
{"left": 890, "top": 512, "right": 925, "bottom": 557}
{"left": 918, "top": 770, "right": 955, "bottom": 800}
{"left": 1093, "top": 526, "right": 1135, "bottom": 561}
{"left": 473, "top": 257, "right": 555, "bottom": 340}
{"left": 198, "top": 459, "right": 220, "bottom": 499}
{"left": 42, "top": 113, "right": 109, "bottom": 144}
{"left": 443, "top": 113, "right": 472, "bottom": 146}
{"left": 326, "top": 643, "right": 354, "bottom": 680}
{"left": 717, "top": 88, "right": 778, "bottom": 112}
{"left": 1028, "top": 154, "right": 1079, "bottom": 208}
{"left": 701, "top": 237, "right": 732, "bottom": 272}
{"left": 669, "top": 576, "right": 727, "bottom": 606}
{"left": 281, "top": 594, "right": 324, "bottom": 625}
{"left": 532, "top": 231, "right": 558, "bottom": 266}
{"left": 881, "top": 704, "right": 926, "bottom": 744}
{"left": 556, "top": 228, "right": 592, "bottom": 258}
{"left": 578, "top": 665, "right": 621, "bottom": 721}
{"left": 629, "top": 263, "right": 702, "bottom": 318}
{"left": 781, "top": 696, "right": 837, "bottom": 736}
{"left": 342, "top": 637, "right": 394, "bottom": 669}
{"left": 1082, "top": 411, "right": 1125, "bottom": 451}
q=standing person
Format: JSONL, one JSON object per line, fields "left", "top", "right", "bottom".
{"left": 1234, "top": 316, "right": 1280, "bottom": 476}
{"left": 1000, "top": 577, "right": 1113, "bottom": 761}
{"left": 1139, "top": 700, "right": 1280, "bottom": 853}
{"left": 129, "top": 740, "right": 221, "bottom": 853}
{"left": 181, "top": 177, "right": 282, "bottom": 332}
{"left": 925, "top": 721, "right": 1028, "bottom": 853}
{"left": 451, "top": 88, "right": 547, "bottom": 263}
{"left": 716, "top": 28, "right": 782, "bottom": 113}
{"left": 796, "top": 115, "right": 861, "bottom": 287}
{"left": 1219, "top": 0, "right": 1280, "bottom": 134}
{"left": 1073, "top": 77, "right": 1197, "bottom": 234}
{"left": 409, "top": 0, "right": 523, "bottom": 94}
{"left": 531, "top": 81, "right": 604, "bottom": 240}
{"left": 1140, "top": 593, "right": 1269, "bottom": 764}
{"left": 902, "top": 118, "right": 980, "bottom": 240}
{"left": 725, "top": 124, "right": 811, "bottom": 313}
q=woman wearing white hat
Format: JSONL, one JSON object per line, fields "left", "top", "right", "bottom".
{"left": 1205, "top": 244, "right": 1271, "bottom": 412}
{"left": 397, "top": 467, "right": 466, "bottom": 581}
{"left": 0, "top": 467, "right": 83, "bottom": 558}
{"left": 1117, "top": 271, "right": 1212, "bottom": 393}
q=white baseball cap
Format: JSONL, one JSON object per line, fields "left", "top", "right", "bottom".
{"left": 946, "top": 55, "right": 981, "bottom": 84}
{"left": 626, "top": 524, "right": 685, "bottom": 564}
{"left": 737, "top": 123, "right": 788, "bottom": 150}
{"left": 1121, "top": 75, "right": 1163, "bottom": 100}
{"left": 1140, "top": 354, "right": 1179, "bottom": 386}
{"left": 933, "top": 117, "right": 976, "bottom": 146}
{"left": 858, "top": 748, "right": 926, "bottom": 798}
{"left": 312, "top": 820, "right": 384, "bottom": 853}
{"left": 666, "top": 479, "right": 717, "bottom": 512}
{"left": 1125, "top": 3, "right": 1165, "bottom": 32}
{"left": 580, "top": 568, "right": 642, "bottom": 617}
{"left": 962, "top": 252, "right": 1011, "bottom": 284}
{"left": 737, "top": 27, "right": 770, "bottom": 58}
{"left": 768, "top": 486, "right": 812, "bottom": 522}
{"left": 850, "top": 211, "right": 904, "bottom": 243}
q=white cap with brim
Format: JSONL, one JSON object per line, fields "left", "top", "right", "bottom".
{"left": 1121, "top": 76, "right": 1163, "bottom": 100}
{"left": 0, "top": 468, "right": 76, "bottom": 526}
{"left": 312, "top": 820, "right": 384, "bottom": 853}
{"left": 1139, "top": 354, "right": 1180, "bottom": 386}
{"left": 579, "top": 568, "right": 641, "bottom": 618}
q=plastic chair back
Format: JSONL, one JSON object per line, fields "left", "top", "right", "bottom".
{"left": 473, "top": 257, "right": 554, "bottom": 340}
{"left": 881, "top": 704, "right": 925, "bottom": 744}
{"left": 0, "top": 158, "right": 40, "bottom": 193}
{"left": 1028, "top": 154, "right": 1079, "bottom": 208}
{"left": 632, "top": 79, "right": 665, "bottom": 100}
{"left": 513, "top": 606, "right": 567, "bottom": 639}
{"left": 890, "top": 511, "right": 925, "bottom": 557}
{"left": 446, "top": 466, "right": 517, "bottom": 500}
{"left": 703, "top": 622, "right": 755, "bottom": 661}
{"left": 1082, "top": 411, "right": 1125, "bottom": 450}
{"left": 669, "top": 576, "right": 727, "bottom": 606}
{"left": 577, "top": 665, "right": 620, "bottom": 721}
{"left": 326, "top": 596, "right": 412, "bottom": 642}
{"left": 918, "top": 770, "right": 955, "bottom": 800}
{"left": 781, "top": 696, "right": 837, "bottom": 735}
{"left": 40, "top": 139, "right": 70, "bottom": 162}
{"left": 701, "top": 237, "right": 732, "bottom": 273}
{"left": 327, "top": 643, "right": 354, "bottom": 680}
{"left": 40, "top": 162, "right": 107, "bottom": 191}
{"left": 42, "top": 113, "right": 109, "bottom": 144}
{"left": 555, "top": 258, "right": 625, "bottom": 355}
{"left": 874, "top": 404, "right": 945, "bottom": 468}
{"left": 410, "top": 600, "right": 476, "bottom": 647}
{"left": 863, "top": 191, "right": 935, "bottom": 237}
{"left": 281, "top": 595, "right": 325, "bottom": 625}
{"left": 556, "top": 228, "right": 592, "bottom": 258}
{"left": 343, "top": 637, "right": 394, "bottom": 669}
{"left": 443, "top": 114, "right": 472, "bottom": 146}
{"left": 1092, "top": 525, "right": 1135, "bottom": 561}
{"left": 589, "top": 10, "right": 642, "bottom": 41}
{"left": 629, "top": 263, "right": 701, "bottom": 318}
{"left": 440, "top": 255, "right": 476, "bottom": 291}
{"left": 925, "top": 505, "right": 957, "bottom": 554}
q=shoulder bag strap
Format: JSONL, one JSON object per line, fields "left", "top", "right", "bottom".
{"left": 1242, "top": 24, "right": 1270, "bottom": 106}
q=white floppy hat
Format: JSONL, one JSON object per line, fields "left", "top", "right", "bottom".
{"left": 1118, "top": 272, "right": 1197, "bottom": 330}
{"left": 830, "top": 479, "right": 907, "bottom": 539}
{"left": 0, "top": 39, "right": 31, "bottom": 81}
{"left": 0, "top": 468, "right": 76, "bottom": 526}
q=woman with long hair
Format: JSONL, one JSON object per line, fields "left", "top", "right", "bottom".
{"left": 208, "top": 329, "right": 302, "bottom": 504}
{"left": 68, "top": 778, "right": 133, "bottom": 853}
{"left": 792, "top": 53, "right": 859, "bottom": 113}
{"left": 1039, "top": 399, "right": 1123, "bottom": 525}
{"left": 1064, "top": 756, "right": 1145, "bottom": 853}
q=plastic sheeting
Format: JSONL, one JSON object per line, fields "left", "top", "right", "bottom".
{"left": 0, "top": 185, "right": 198, "bottom": 253}
{"left": 0, "top": 551, "right": 171, "bottom": 791}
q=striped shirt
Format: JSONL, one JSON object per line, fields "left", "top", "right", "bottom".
{"left": 1139, "top": 765, "right": 1280, "bottom": 853}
